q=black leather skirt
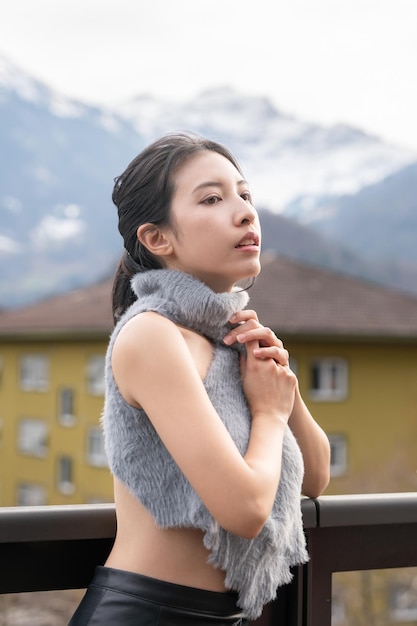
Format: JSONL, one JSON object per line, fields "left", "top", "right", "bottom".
{"left": 68, "top": 566, "right": 248, "bottom": 625}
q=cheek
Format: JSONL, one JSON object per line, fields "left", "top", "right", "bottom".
{"left": 186, "top": 217, "right": 218, "bottom": 241}
{"left": 175, "top": 213, "right": 226, "bottom": 255}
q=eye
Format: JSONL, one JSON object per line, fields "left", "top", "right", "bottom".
{"left": 241, "top": 191, "right": 253, "bottom": 203}
{"left": 202, "top": 195, "right": 221, "bottom": 205}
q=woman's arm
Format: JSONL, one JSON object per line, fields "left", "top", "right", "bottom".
{"left": 223, "top": 310, "right": 331, "bottom": 499}
{"left": 112, "top": 311, "right": 296, "bottom": 539}
{"left": 288, "top": 389, "right": 330, "bottom": 498}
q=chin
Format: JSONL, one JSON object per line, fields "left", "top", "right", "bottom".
{"left": 235, "top": 268, "right": 261, "bottom": 288}
{"left": 245, "top": 260, "right": 261, "bottom": 279}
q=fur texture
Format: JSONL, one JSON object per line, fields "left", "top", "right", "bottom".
{"left": 101, "top": 269, "right": 308, "bottom": 619}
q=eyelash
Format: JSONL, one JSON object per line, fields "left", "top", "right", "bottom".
{"left": 203, "top": 195, "right": 221, "bottom": 205}
{"left": 202, "top": 192, "right": 252, "bottom": 205}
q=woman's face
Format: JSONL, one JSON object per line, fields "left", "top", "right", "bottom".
{"left": 165, "top": 150, "right": 261, "bottom": 292}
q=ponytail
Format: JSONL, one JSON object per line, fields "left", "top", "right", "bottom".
{"left": 112, "top": 251, "right": 137, "bottom": 325}
{"left": 112, "top": 247, "right": 164, "bottom": 325}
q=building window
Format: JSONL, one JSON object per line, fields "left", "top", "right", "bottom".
{"left": 17, "top": 483, "right": 47, "bottom": 506}
{"left": 57, "top": 455, "right": 75, "bottom": 495}
{"left": 309, "top": 357, "right": 348, "bottom": 401}
{"left": 86, "top": 355, "right": 105, "bottom": 395}
{"left": 328, "top": 433, "right": 348, "bottom": 477}
{"left": 58, "top": 387, "right": 76, "bottom": 426}
{"left": 19, "top": 355, "right": 49, "bottom": 391}
{"left": 390, "top": 580, "right": 417, "bottom": 622}
{"left": 17, "top": 418, "right": 48, "bottom": 458}
{"left": 87, "top": 426, "right": 108, "bottom": 467}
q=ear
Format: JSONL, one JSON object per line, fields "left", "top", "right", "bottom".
{"left": 136, "top": 223, "right": 174, "bottom": 258}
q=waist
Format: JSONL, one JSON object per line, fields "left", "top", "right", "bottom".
{"left": 90, "top": 566, "right": 243, "bottom": 617}
{"left": 106, "top": 524, "right": 228, "bottom": 592}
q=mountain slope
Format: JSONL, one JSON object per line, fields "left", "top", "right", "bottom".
{"left": 304, "top": 161, "right": 417, "bottom": 264}
{"left": 0, "top": 56, "right": 145, "bottom": 305}
{"left": 117, "top": 86, "right": 415, "bottom": 212}
{"left": 1, "top": 54, "right": 416, "bottom": 308}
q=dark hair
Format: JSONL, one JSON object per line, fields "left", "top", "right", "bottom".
{"left": 111, "top": 132, "right": 243, "bottom": 323}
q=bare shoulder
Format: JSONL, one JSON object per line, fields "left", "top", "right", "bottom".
{"left": 115, "top": 310, "right": 182, "bottom": 352}
{"left": 112, "top": 311, "right": 187, "bottom": 374}
{"left": 114, "top": 312, "right": 213, "bottom": 384}
{"left": 112, "top": 311, "right": 200, "bottom": 406}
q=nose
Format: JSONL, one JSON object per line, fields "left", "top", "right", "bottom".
{"left": 235, "top": 197, "right": 257, "bottom": 226}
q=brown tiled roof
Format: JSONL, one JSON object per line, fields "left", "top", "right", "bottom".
{"left": 250, "top": 255, "right": 417, "bottom": 340}
{"left": 0, "top": 279, "right": 113, "bottom": 339}
{"left": 1, "top": 256, "right": 417, "bottom": 340}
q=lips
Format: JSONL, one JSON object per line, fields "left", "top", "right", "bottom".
{"left": 235, "top": 232, "right": 260, "bottom": 248}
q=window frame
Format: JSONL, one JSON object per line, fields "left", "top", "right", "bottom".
{"left": 86, "top": 426, "right": 108, "bottom": 467}
{"left": 309, "top": 357, "right": 348, "bottom": 401}
{"left": 17, "top": 482, "right": 47, "bottom": 506}
{"left": 328, "top": 433, "right": 348, "bottom": 477}
{"left": 86, "top": 355, "right": 105, "bottom": 396}
{"left": 19, "top": 354, "right": 49, "bottom": 392}
{"left": 58, "top": 387, "right": 76, "bottom": 426}
{"left": 17, "top": 417, "right": 48, "bottom": 458}
{"left": 57, "top": 455, "right": 75, "bottom": 495}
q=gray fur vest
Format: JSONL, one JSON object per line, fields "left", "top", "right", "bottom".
{"left": 101, "top": 269, "right": 308, "bottom": 619}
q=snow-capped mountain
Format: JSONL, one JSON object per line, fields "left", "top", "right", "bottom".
{"left": 0, "top": 54, "right": 129, "bottom": 131}
{"left": 116, "top": 87, "right": 415, "bottom": 213}
{"left": 1, "top": 54, "right": 416, "bottom": 308}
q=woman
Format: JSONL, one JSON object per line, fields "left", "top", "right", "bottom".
{"left": 69, "top": 133, "right": 330, "bottom": 625}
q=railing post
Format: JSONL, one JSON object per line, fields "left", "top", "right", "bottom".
{"left": 303, "top": 493, "right": 417, "bottom": 626}
{"left": 304, "top": 527, "right": 333, "bottom": 626}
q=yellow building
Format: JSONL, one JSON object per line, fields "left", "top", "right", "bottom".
{"left": 1, "top": 255, "right": 417, "bottom": 506}
{"left": 0, "top": 280, "right": 113, "bottom": 506}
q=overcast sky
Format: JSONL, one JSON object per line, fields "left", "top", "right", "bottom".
{"left": 1, "top": 0, "right": 417, "bottom": 150}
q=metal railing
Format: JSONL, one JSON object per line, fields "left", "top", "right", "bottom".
{"left": 0, "top": 493, "right": 416, "bottom": 625}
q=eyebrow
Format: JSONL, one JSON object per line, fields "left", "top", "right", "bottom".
{"left": 192, "top": 179, "right": 247, "bottom": 194}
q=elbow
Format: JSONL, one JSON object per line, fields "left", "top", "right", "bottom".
{"left": 302, "top": 466, "right": 331, "bottom": 499}
{"left": 220, "top": 500, "right": 271, "bottom": 540}
{"left": 227, "top": 521, "right": 266, "bottom": 541}
{"left": 302, "top": 439, "right": 332, "bottom": 499}
{"left": 236, "top": 519, "right": 266, "bottom": 541}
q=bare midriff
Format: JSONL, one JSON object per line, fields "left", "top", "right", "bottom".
{"left": 104, "top": 477, "right": 228, "bottom": 592}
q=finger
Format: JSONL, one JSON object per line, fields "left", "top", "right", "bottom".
{"left": 244, "top": 338, "right": 261, "bottom": 364}
{"left": 253, "top": 346, "right": 290, "bottom": 366}
{"left": 236, "top": 327, "right": 284, "bottom": 349}
{"left": 229, "top": 309, "right": 259, "bottom": 324}
{"left": 223, "top": 318, "right": 260, "bottom": 345}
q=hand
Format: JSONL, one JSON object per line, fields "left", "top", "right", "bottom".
{"left": 224, "top": 310, "right": 296, "bottom": 421}
{"left": 224, "top": 310, "right": 290, "bottom": 367}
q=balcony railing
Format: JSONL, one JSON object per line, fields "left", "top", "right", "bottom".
{"left": 0, "top": 493, "right": 416, "bottom": 625}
